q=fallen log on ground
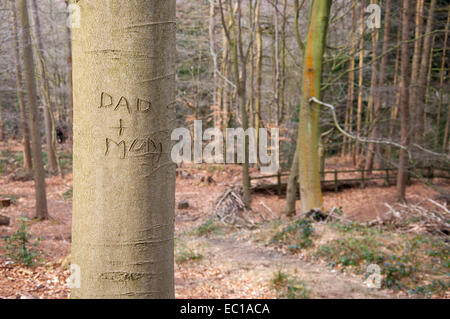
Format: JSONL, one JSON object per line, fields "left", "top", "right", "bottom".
{"left": 0, "top": 214, "right": 10, "bottom": 226}
{"left": 0, "top": 198, "right": 11, "bottom": 208}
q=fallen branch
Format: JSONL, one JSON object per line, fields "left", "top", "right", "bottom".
{"left": 213, "top": 187, "right": 255, "bottom": 228}
{"left": 310, "top": 97, "right": 450, "bottom": 161}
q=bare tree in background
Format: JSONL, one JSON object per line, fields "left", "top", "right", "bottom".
{"left": 17, "top": 0, "right": 48, "bottom": 219}
{"left": 397, "top": 0, "right": 413, "bottom": 202}
{"left": 11, "top": 0, "right": 32, "bottom": 171}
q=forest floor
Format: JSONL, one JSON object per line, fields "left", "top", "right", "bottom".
{"left": 0, "top": 142, "right": 448, "bottom": 299}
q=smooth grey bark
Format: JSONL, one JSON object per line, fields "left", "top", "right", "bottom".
{"left": 415, "top": 0, "right": 437, "bottom": 145}
{"left": 284, "top": 145, "right": 299, "bottom": 216}
{"left": 17, "top": 0, "right": 48, "bottom": 219}
{"left": 30, "top": 0, "right": 58, "bottom": 174}
{"left": 65, "top": 0, "right": 74, "bottom": 140}
{"left": 71, "top": 0, "right": 176, "bottom": 298}
{"left": 397, "top": 0, "right": 412, "bottom": 201}
{"left": 12, "top": 1, "right": 32, "bottom": 171}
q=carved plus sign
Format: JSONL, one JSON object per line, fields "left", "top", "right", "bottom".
{"left": 111, "top": 119, "right": 127, "bottom": 137}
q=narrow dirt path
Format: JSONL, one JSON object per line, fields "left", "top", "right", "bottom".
{"left": 175, "top": 235, "right": 398, "bottom": 299}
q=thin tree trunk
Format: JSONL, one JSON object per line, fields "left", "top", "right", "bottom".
{"left": 233, "top": 1, "right": 251, "bottom": 209}
{"left": 12, "top": 1, "right": 32, "bottom": 171}
{"left": 443, "top": 107, "right": 450, "bottom": 154}
{"left": 435, "top": 7, "right": 449, "bottom": 150}
{"left": 65, "top": 0, "right": 73, "bottom": 141}
{"left": 298, "top": 0, "right": 332, "bottom": 213}
{"left": 71, "top": 0, "right": 176, "bottom": 298}
{"left": 279, "top": 0, "right": 287, "bottom": 124}
{"left": 342, "top": 0, "right": 357, "bottom": 158}
{"left": 415, "top": 0, "right": 437, "bottom": 146}
{"left": 409, "top": 0, "right": 424, "bottom": 140}
{"left": 0, "top": 92, "right": 3, "bottom": 141}
{"left": 284, "top": 0, "right": 305, "bottom": 216}
{"left": 354, "top": 0, "right": 365, "bottom": 165}
{"left": 255, "top": 0, "right": 262, "bottom": 152}
{"left": 209, "top": 1, "right": 220, "bottom": 129}
{"left": 248, "top": 0, "right": 255, "bottom": 129}
{"left": 364, "top": 0, "right": 379, "bottom": 172}
{"left": 365, "top": 0, "right": 391, "bottom": 171}
{"left": 397, "top": 0, "right": 412, "bottom": 202}
{"left": 221, "top": 30, "right": 230, "bottom": 132}
{"left": 30, "top": 0, "right": 58, "bottom": 174}
{"left": 17, "top": 0, "right": 48, "bottom": 220}
{"left": 284, "top": 144, "right": 299, "bottom": 216}
{"left": 424, "top": 34, "right": 436, "bottom": 141}
{"left": 386, "top": 26, "right": 402, "bottom": 162}
{"left": 273, "top": 0, "right": 281, "bottom": 126}
{"left": 220, "top": 0, "right": 251, "bottom": 208}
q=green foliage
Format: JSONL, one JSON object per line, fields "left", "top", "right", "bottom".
{"left": 409, "top": 280, "right": 450, "bottom": 297}
{"left": 329, "top": 221, "right": 383, "bottom": 236}
{"left": 206, "top": 165, "right": 225, "bottom": 174}
{"left": 62, "top": 188, "right": 73, "bottom": 200}
{"left": 3, "top": 219, "right": 41, "bottom": 266}
{"left": 175, "top": 241, "right": 204, "bottom": 264}
{"left": 192, "top": 218, "right": 223, "bottom": 237}
{"left": 59, "top": 152, "right": 73, "bottom": 171}
{"left": 271, "top": 271, "right": 310, "bottom": 299}
{"left": 382, "top": 257, "right": 416, "bottom": 290}
{"left": 316, "top": 237, "right": 386, "bottom": 269}
{"left": 286, "top": 282, "right": 310, "bottom": 299}
{"left": 0, "top": 150, "right": 24, "bottom": 173}
{"left": 272, "top": 219, "right": 314, "bottom": 251}
{"left": 314, "top": 229, "right": 449, "bottom": 293}
{"left": 271, "top": 270, "right": 289, "bottom": 287}
{"left": 261, "top": 215, "right": 449, "bottom": 295}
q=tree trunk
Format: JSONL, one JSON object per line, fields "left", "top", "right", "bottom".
{"left": 209, "top": 1, "right": 220, "bottom": 129}
{"left": 221, "top": 29, "right": 230, "bottom": 132}
{"left": 298, "top": 0, "right": 332, "bottom": 214}
{"left": 255, "top": 0, "right": 262, "bottom": 153}
{"left": 71, "top": 0, "right": 176, "bottom": 298}
{"left": 397, "top": 0, "right": 412, "bottom": 202}
{"left": 65, "top": 0, "right": 74, "bottom": 141}
{"left": 18, "top": 0, "right": 48, "bottom": 220}
{"left": 272, "top": 0, "right": 281, "bottom": 126}
{"left": 386, "top": 26, "right": 402, "bottom": 161}
{"left": 30, "top": 0, "right": 58, "bottom": 174}
{"left": 248, "top": 0, "right": 255, "bottom": 129}
{"left": 0, "top": 92, "right": 3, "bottom": 141}
{"left": 342, "top": 0, "right": 357, "bottom": 158}
{"left": 279, "top": 0, "right": 287, "bottom": 124}
{"left": 365, "top": 0, "right": 391, "bottom": 171}
{"left": 221, "top": 0, "right": 251, "bottom": 209}
{"left": 435, "top": 7, "right": 449, "bottom": 150}
{"left": 424, "top": 34, "right": 436, "bottom": 141}
{"left": 415, "top": 0, "right": 436, "bottom": 146}
{"left": 285, "top": 0, "right": 305, "bottom": 216}
{"left": 354, "top": 0, "right": 365, "bottom": 165}
{"left": 409, "top": 0, "right": 424, "bottom": 141}
{"left": 284, "top": 145, "right": 299, "bottom": 216}
{"left": 12, "top": 1, "right": 32, "bottom": 171}
{"left": 443, "top": 107, "right": 450, "bottom": 154}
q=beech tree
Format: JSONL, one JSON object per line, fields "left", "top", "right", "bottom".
{"left": 71, "top": 0, "right": 176, "bottom": 298}
{"left": 11, "top": 1, "right": 32, "bottom": 171}
{"left": 17, "top": 0, "right": 48, "bottom": 220}
{"left": 298, "top": 0, "right": 332, "bottom": 213}
{"left": 30, "top": 0, "right": 58, "bottom": 174}
{"left": 397, "top": 0, "right": 412, "bottom": 201}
